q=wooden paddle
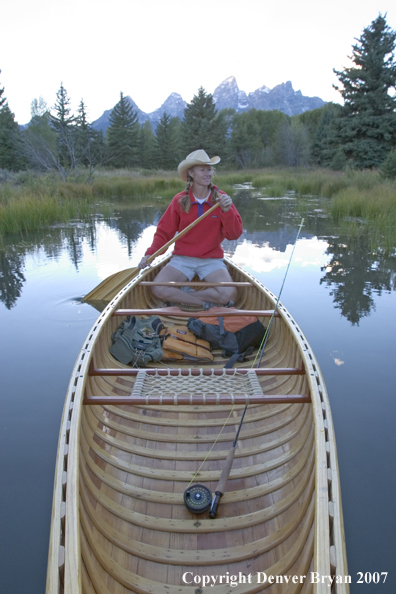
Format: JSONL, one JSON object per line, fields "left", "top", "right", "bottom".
{"left": 83, "top": 201, "right": 221, "bottom": 303}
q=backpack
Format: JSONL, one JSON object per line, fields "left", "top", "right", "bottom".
{"left": 187, "top": 316, "right": 266, "bottom": 368}
{"left": 196, "top": 307, "right": 258, "bottom": 333}
{"left": 161, "top": 325, "right": 214, "bottom": 362}
{"left": 110, "top": 316, "right": 163, "bottom": 366}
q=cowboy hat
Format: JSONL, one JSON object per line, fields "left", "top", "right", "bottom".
{"left": 177, "top": 149, "right": 221, "bottom": 181}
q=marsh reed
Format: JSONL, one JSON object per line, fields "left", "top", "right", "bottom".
{"left": 1, "top": 168, "right": 395, "bottom": 246}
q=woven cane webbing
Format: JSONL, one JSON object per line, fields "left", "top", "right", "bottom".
{"left": 131, "top": 369, "right": 263, "bottom": 405}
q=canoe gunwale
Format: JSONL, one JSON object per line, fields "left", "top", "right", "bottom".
{"left": 46, "top": 255, "right": 349, "bottom": 594}
{"left": 273, "top": 296, "right": 349, "bottom": 589}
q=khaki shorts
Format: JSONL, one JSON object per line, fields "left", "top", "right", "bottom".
{"left": 169, "top": 255, "right": 227, "bottom": 280}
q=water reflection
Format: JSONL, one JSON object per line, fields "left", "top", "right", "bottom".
{"left": 320, "top": 234, "right": 396, "bottom": 325}
{"left": 0, "top": 194, "right": 395, "bottom": 326}
{"left": 0, "top": 247, "right": 26, "bottom": 309}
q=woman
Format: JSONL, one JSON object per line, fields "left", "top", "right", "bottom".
{"left": 138, "top": 149, "right": 243, "bottom": 308}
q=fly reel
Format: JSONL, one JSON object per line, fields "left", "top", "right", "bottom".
{"left": 183, "top": 484, "right": 212, "bottom": 514}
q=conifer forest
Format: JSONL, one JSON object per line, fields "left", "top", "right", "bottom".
{"left": 1, "top": 15, "right": 395, "bottom": 179}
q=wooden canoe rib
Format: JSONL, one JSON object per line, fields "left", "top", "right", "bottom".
{"left": 46, "top": 255, "right": 349, "bottom": 594}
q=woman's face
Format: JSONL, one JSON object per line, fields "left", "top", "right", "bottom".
{"left": 188, "top": 165, "right": 213, "bottom": 186}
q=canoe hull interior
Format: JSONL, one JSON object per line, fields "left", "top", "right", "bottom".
{"left": 46, "top": 257, "right": 349, "bottom": 594}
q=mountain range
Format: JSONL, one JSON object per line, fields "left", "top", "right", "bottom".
{"left": 92, "top": 76, "right": 325, "bottom": 132}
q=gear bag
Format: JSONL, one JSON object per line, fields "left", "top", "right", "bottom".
{"left": 110, "top": 316, "right": 163, "bottom": 366}
{"left": 196, "top": 307, "right": 258, "bottom": 333}
{"left": 187, "top": 316, "right": 266, "bottom": 368}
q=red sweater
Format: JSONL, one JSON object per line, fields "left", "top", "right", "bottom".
{"left": 145, "top": 189, "right": 243, "bottom": 259}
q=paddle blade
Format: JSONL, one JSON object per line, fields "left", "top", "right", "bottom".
{"left": 83, "top": 266, "right": 141, "bottom": 303}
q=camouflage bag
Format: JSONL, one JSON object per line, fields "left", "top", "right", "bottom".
{"left": 110, "top": 316, "right": 163, "bottom": 366}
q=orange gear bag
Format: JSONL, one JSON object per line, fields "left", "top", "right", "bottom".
{"left": 161, "top": 325, "right": 214, "bottom": 362}
{"left": 198, "top": 307, "right": 258, "bottom": 332}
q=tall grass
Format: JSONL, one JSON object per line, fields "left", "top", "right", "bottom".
{"left": 219, "top": 167, "right": 396, "bottom": 246}
{"left": 0, "top": 193, "right": 93, "bottom": 234}
{"left": 330, "top": 185, "right": 396, "bottom": 248}
{"left": 91, "top": 173, "right": 183, "bottom": 201}
{"left": 1, "top": 168, "right": 395, "bottom": 245}
{"left": 0, "top": 177, "right": 96, "bottom": 234}
{"left": 247, "top": 168, "right": 381, "bottom": 199}
{"left": 0, "top": 173, "right": 183, "bottom": 235}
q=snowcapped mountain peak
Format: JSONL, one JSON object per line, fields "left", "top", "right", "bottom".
{"left": 213, "top": 76, "right": 245, "bottom": 111}
{"left": 92, "top": 77, "right": 325, "bottom": 132}
{"left": 221, "top": 75, "right": 238, "bottom": 87}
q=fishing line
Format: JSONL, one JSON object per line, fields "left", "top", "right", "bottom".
{"left": 237, "top": 217, "right": 305, "bottom": 449}
{"left": 186, "top": 404, "right": 237, "bottom": 490}
{"left": 252, "top": 217, "right": 305, "bottom": 368}
{"left": 184, "top": 218, "right": 304, "bottom": 515}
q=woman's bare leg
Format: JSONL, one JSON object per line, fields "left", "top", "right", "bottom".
{"left": 201, "top": 268, "right": 237, "bottom": 304}
{"left": 151, "top": 265, "right": 236, "bottom": 305}
{"left": 150, "top": 265, "right": 202, "bottom": 304}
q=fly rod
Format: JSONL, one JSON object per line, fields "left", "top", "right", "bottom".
{"left": 202, "top": 218, "right": 305, "bottom": 519}
{"left": 208, "top": 406, "right": 247, "bottom": 518}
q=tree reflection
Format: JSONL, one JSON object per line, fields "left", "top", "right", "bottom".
{"left": 0, "top": 248, "right": 26, "bottom": 309}
{"left": 0, "top": 195, "right": 395, "bottom": 323}
{"left": 0, "top": 223, "right": 96, "bottom": 309}
{"left": 0, "top": 205, "right": 163, "bottom": 309}
{"left": 320, "top": 234, "right": 395, "bottom": 325}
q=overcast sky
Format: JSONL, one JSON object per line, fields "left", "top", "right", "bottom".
{"left": 1, "top": 0, "right": 395, "bottom": 125}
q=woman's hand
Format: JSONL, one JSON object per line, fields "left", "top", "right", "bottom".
{"left": 218, "top": 193, "right": 232, "bottom": 212}
{"left": 138, "top": 256, "right": 150, "bottom": 269}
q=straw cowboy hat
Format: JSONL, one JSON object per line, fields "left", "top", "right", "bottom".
{"left": 178, "top": 149, "right": 221, "bottom": 181}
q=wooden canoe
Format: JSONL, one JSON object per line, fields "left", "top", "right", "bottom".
{"left": 46, "top": 256, "right": 349, "bottom": 594}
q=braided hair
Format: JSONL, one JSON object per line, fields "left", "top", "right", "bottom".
{"left": 179, "top": 169, "right": 219, "bottom": 213}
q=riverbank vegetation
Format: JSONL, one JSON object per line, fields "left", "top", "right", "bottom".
{"left": 0, "top": 15, "right": 395, "bottom": 245}
{"left": 1, "top": 16, "right": 396, "bottom": 177}
{"left": 1, "top": 167, "right": 395, "bottom": 249}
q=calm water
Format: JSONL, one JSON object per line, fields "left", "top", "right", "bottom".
{"left": 0, "top": 191, "right": 395, "bottom": 593}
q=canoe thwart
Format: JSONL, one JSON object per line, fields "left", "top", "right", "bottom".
{"left": 84, "top": 368, "right": 310, "bottom": 406}
{"left": 138, "top": 281, "right": 254, "bottom": 287}
{"left": 112, "top": 307, "right": 280, "bottom": 317}
{"left": 83, "top": 394, "right": 311, "bottom": 405}
{"left": 88, "top": 364, "right": 306, "bottom": 377}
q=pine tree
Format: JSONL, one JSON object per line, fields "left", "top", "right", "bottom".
{"left": 106, "top": 92, "right": 139, "bottom": 168}
{"left": 138, "top": 120, "right": 156, "bottom": 169}
{"left": 0, "top": 70, "right": 6, "bottom": 109}
{"left": 76, "top": 99, "right": 89, "bottom": 130}
{"left": 52, "top": 83, "right": 75, "bottom": 129}
{"left": 380, "top": 149, "right": 396, "bottom": 178}
{"left": 333, "top": 14, "right": 396, "bottom": 168}
{"left": 51, "top": 83, "right": 77, "bottom": 171}
{"left": 75, "top": 99, "right": 93, "bottom": 167}
{"left": 309, "top": 103, "right": 344, "bottom": 166}
{"left": 74, "top": 100, "right": 108, "bottom": 180}
{"left": 231, "top": 110, "right": 262, "bottom": 168}
{"left": 155, "top": 113, "right": 181, "bottom": 169}
{"left": 276, "top": 118, "right": 311, "bottom": 166}
{"left": 0, "top": 104, "right": 25, "bottom": 171}
{"left": 0, "top": 75, "right": 25, "bottom": 171}
{"left": 181, "top": 87, "right": 227, "bottom": 156}
{"left": 231, "top": 109, "right": 288, "bottom": 168}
